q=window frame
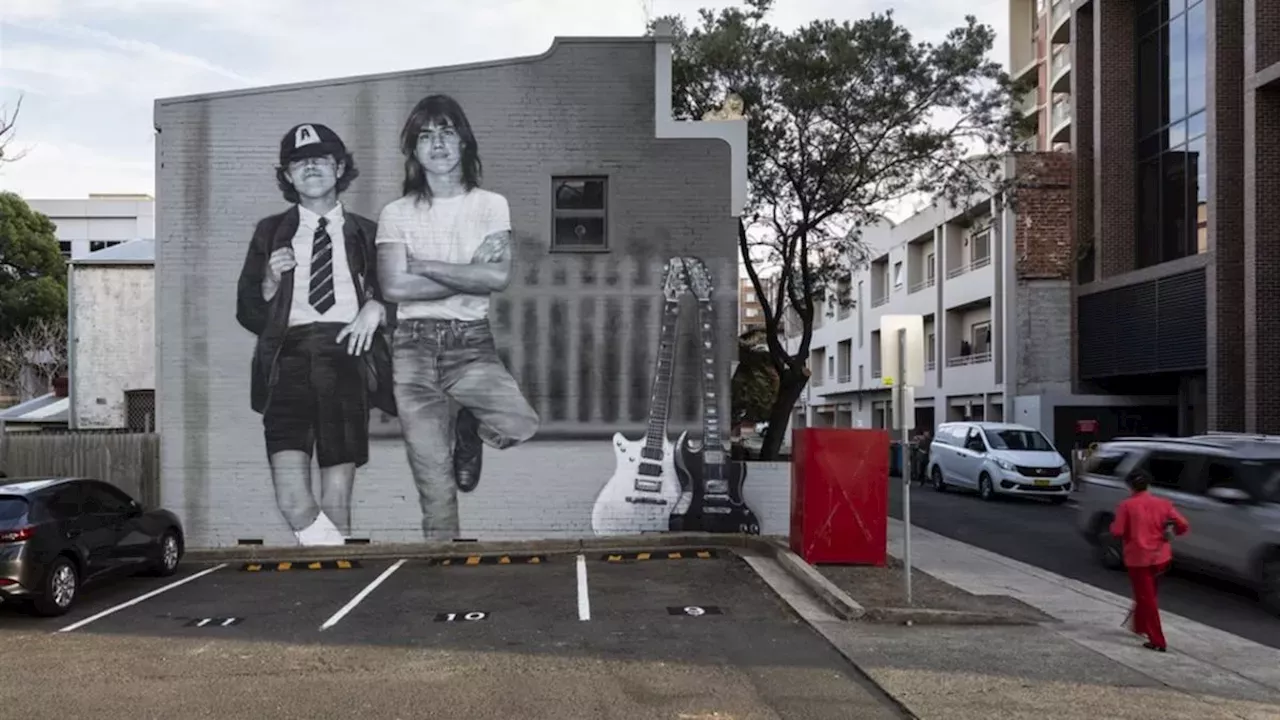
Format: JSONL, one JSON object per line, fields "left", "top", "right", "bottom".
{"left": 550, "top": 175, "right": 610, "bottom": 253}
{"left": 970, "top": 321, "right": 992, "bottom": 355}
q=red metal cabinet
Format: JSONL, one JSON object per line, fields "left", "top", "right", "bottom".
{"left": 790, "top": 428, "right": 889, "bottom": 565}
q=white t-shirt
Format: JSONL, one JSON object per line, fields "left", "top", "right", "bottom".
{"left": 288, "top": 203, "right": 359, "bottom": 327}
{"left": 375, "top": 189, "right": 510, "bottom": 321}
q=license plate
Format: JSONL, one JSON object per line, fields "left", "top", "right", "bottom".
{"left": 1034, "top": 480, "right": 1051, "bottom": 487}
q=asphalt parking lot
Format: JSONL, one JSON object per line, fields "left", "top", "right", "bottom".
{"left": 0, "top": 549, "right": 906, "bottom": 719}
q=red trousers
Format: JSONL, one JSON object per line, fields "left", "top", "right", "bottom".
{"left": 1127, "top": 561, "right": 1170, "bottom": 648}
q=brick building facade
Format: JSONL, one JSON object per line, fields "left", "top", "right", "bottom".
{"left": 1067, "top": 0, "right": 1280, "bottom": 435}
{"left": 153, "top": 28, "right": 770, "bottom": 547}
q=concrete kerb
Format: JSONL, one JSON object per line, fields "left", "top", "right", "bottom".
{"left": 181, "top": 533, "right": 868, "bottom": 621}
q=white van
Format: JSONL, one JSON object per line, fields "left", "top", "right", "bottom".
{"left": 927, "top": 421, "right": 1072, "bottom": 502}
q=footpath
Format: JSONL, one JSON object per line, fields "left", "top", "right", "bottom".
{"left": 751, "top": 520, "right": 1280, "bottom": 720}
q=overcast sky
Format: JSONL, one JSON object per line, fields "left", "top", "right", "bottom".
{"left": 0, "top": 0, "right": 1007, "bottom": 199}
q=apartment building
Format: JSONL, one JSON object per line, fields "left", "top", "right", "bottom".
{"left": 1010, "top": 0, "right": 1074, "bottom": 152}
{"left": 1061, "top": 0, "right": 1280, "bottom": 434}
{"left": 738, "top": 276, "right": 766, "bottom": 334}
{"left": 788, "top": 153, "right": 1177, "bottom": 452}
{"left": 24, "top": 194, "right": 155, "bottom": 260}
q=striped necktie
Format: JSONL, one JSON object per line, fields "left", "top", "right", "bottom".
{"left": 308, "top": 216, "right": 336, "bottom": 314}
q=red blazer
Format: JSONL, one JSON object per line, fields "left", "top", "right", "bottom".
{"left": 1110, "top": 490, "right": 1190, "bottom": 568}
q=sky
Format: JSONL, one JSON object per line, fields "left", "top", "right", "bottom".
{"left": 0, "top": 0, "right": 1007, "bottom": 199}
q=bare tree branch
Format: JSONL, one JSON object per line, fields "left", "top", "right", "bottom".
{"left": 0, "top": 95, "right": 30, "bottom": 166}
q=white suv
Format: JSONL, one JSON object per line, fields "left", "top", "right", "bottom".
{"left": 927, "top": 421, "right": 1072, "bottom": 502}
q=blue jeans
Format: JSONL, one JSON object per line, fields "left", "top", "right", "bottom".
{"left": 391, "top": 318, "right": 540, "bottom": 540}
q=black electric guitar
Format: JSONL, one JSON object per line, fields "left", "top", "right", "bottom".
{"left": 669, "top": 256, "right": 761, "bottom": 535}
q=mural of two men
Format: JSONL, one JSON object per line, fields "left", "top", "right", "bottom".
{"left": 235, "top": 94, "right": 540, "bottom": 547}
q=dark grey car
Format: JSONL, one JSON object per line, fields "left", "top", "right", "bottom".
{"left": 1075, "top": 435, "right": 1280, "bottom": 616}
{"left": 0, "top": 477, "right": 184, "bottom": 616}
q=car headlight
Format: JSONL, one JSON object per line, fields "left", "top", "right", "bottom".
{"left": 995, "top": 458, "right": 1015, "bottom": 471}
{"left": 1060, "top": 463, "right": 1071, "bottom": 474}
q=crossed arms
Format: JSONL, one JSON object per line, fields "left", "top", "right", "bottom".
{"left": 378, "top": 230, "right": 512, "bottom": 303}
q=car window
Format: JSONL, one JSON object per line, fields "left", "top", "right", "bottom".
{"left": 83, "top": 482, "right": 135, "bottom": 514}
{"left": 985, "top": 429, "right": 1055, "bottom": 452}
{"left": 43, "top": 485, "right": 84, "bottom": 520}
{"left": 0, "top": 496, "right": 29, "bottom": 528}
{"left": 1084, "top": 449, "right": 1129, "bottom": 477}
{"left": 1239, "top": 461, "right": 1280, "bottom": 502}
{"left": 1140, "top": 451, "right": 1203, "bottom": 493}
{"left": 965, "top": 428, "right": 986, "bottom": 450}
{"left": 1204, "top": 460, "right": 1240, "bottom": 490}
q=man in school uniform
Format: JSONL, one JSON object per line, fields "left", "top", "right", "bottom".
{"left": 236, "top": 122, "right": 396, "bottom": 546}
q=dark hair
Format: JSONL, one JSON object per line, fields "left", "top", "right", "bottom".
{"left": 398, "top": 94, "right": 482, "bottom": 203}
{"left": 275, "top": 151, "right": 360, "bottom": 204}
{"left": 1126, "top": 468, "right": 1152, "bottom": 492}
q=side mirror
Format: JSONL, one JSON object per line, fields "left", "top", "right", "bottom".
{"left": 1207, "top": 486, "right": 1250, "bottom": 503}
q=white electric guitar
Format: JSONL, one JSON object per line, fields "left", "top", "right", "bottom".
{"left": 591, "top": 258, "right": 689, "bottom": 535}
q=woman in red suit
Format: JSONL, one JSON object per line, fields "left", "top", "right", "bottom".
{"left": 1110, "top": 468, "right": 1190, "bottom": 652}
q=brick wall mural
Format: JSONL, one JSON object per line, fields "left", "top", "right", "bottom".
{"left": 155, "top": 36, "right": 782, "bottom": 547}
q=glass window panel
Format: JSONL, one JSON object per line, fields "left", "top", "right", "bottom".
{"left": 1187, "top": 134, "right": 1207, "bottom": 254}
{"left": 1139, "top": 133, "right": 1166, "bottom": 161}
{"left": 554, "top": 217, "right": 607, "bottom": 248}
{"left": 1186, "top": 110, "right": 1206, "bottom": 140}
{"left": 553, "top": 178, "right": 606, "bottom": 210}
{"left": 1137, "top": 8, "right": 1160, "bottom": 37}
{"left": 1138, "top": 159, "right": 1163, "bottom": 267}
{"left": 1165, "top": 15, "right": 1187, "bottom": 123}
{"left": 1168, "top": 0, "right": 1186, "bottom": 17}
{"left": 1169, "top": 120, "right": 1187, "bottom": 147}
{"left": 1186, "top": 2, "right": 1206, "bottom": 114}
{"left": 1138, "top": 35, "right": 1162, "bottom": 136}
{"left": 1161, "top": 150, "right": 1188, "bottom": 261}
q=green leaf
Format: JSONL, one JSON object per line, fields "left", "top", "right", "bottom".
{"left": 0, "top": 191, "right": 68, "bottom": 338}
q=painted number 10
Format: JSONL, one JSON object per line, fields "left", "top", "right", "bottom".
{"left": 437, "top": 611, "right": 488, "bottom": 622}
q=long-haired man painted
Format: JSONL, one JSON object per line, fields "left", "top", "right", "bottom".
{"left": 376, "top": 94, "right": 539, "bottom": 540}
{"left": 236, "top": 123, "right": 396, "bottom": 546}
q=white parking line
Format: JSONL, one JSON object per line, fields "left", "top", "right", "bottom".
{"left": 320, "top": 558, "right": 406, "bottom": 630}
{"left": 576, "top": 553, "right": 590, "bottom": 621}
{"left": 57, "top": 563, "right": 228, "bottom": 633}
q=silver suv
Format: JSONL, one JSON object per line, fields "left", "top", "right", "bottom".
{"left": 1075, "top": 434, "right": 1280, "bottom": 616}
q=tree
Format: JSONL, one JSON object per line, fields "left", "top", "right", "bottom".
{"left": 0, "top": 191, "right": 67, "bottom": 339}
{"left": 731, "top": 328, "right": 779, "bottom": 427}
{"left": 0, "top": 316, "right": 68, "bottom": 402}
{"left": 655, "top": 0, "right": 1023, "bottom": 458}
{"left": 0, "top": 95, "right": 28, "bottom": 166}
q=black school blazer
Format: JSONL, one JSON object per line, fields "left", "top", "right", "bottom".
{"left": 235, "top": 205, "right": 397, "bottom": 417}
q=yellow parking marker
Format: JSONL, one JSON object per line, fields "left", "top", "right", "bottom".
{"left": 636, "top": 552, "right": 651, "bottom": 560}
{"left": 246, "top": 564, "right": 262, "bottom": 572}
{"left": 668, "top": 552, "right": 683, "bottom": 559}
{"left": 336, "top": 560, "right": 352, "bottom": 569}
{"left": 308, "top": 562, "right": 322, "bottom": 570}
{"left": 696, "top": 551, "right": 712, "bottom": 559}
{"left": 607, "top": 554, "right": 622, "bottom": 562}
{"left": 466, "top": 555, "right": 481, "bottom": 565}
{"left": 277, "top": 562, "right": 292, "bottom": 571}
{"left": 527, "top": 556, "right": 541, "bottom": 564}
{"left": 440, "top": 559, "right": 453, "bottom": 566}
{"left": 499, "top": 556, "right": 511, "bottom": 564}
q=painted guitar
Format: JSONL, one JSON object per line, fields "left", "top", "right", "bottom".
{"left": 591, "top": 258, "right": 689, "bottom": 536}
{"left": 669, "top": 256, "right": 761, "bottom": 535}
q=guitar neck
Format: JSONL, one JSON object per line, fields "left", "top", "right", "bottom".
{"left": 695, "top": 298, "right": 725, "bottom": 465}
{"left": 643, "top": 298, "right": 682, "bottom": 450}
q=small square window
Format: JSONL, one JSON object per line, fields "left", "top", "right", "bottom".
{"left": 551, "top": 176, "right": 608, "bottom": 251}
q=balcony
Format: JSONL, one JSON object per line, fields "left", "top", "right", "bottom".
{"left": 945, "top": 254, "right": 991, "bottom": 280}
{"left": 1050, "top": 44, "right": 1071, "bottom": 93}
{"left": 871, "top": 294, "right": 890, "bottom": 308}
{"left": 1051, "top": 0, "right": 1070, "bottom": 44}
{"left": 1051, "top": 95, "right": 1072, "bottom": 143}
{"left": 946, "top": 351, "right": 992, "bottom": 368}
{"left": 1013, "top": 37, "right": 1040, "bottom": 85}
{"left": 909, "top": 276, "right": 936, "bottom": 294}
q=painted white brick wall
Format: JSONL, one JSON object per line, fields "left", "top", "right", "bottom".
{"left": 71, "top": 265, "right": 155, "bottom": 428}
{"left": 156, "top": 38, "right": 751, "bottom": 546}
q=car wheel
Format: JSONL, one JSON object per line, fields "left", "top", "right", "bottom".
{"left": 1094, "top": 517, "right": 1125, "bottom": 571}
{"left": 978, "top": 473, "right": 995, "bottom": 501}
{"left": 149, "top": 530, "right": 183, "bottom": 577}
{"left": 931, "top": 467, "right": 947, "bottom": 492}
{"left": 1260, "top": 554, "right": 1280, "bottom": 617}
{"left": 33, "top": 556, "right": 78, "bottom": 617}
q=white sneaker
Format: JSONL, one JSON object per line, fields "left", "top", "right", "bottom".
{"left": 295, "top": 512, "right": 347, "bottom": 546}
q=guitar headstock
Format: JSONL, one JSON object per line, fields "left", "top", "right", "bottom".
{"left": 661, "top": 257, "right": 690, "bottom": 302}
{"left": 683, "top": 256, "right": 714, "bottom": 301}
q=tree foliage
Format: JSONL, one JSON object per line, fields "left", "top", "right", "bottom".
{"left": 731, "top": 328, "right": 778, "bottom": 426}
{"left": 656, "top": 0, "right": 1023, "bottom": 458}
{"left": 0, "top": 191, "right": 68, "bottom": 339}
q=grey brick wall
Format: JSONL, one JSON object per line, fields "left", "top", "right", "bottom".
{"left": 1015, "top": 280, "right": 1073, "bottom": 395}
{"left": 1245, "top": 0, "right": 1280, "bottom": 431}
{"left": 154, "top": 38, "right": 749, "bottom": 546}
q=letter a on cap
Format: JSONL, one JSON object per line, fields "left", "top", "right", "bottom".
{"left": 295, "top": 124, "right": 319, "bottom": 148}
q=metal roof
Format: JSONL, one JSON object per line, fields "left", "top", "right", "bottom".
{"left": 70, "top": 238, "right": 155, "bottom": 266}
{"left": 0, "top": 392, "right": 69, "bottom": 424}
{"left": 0, "top": 477, "right": 79, "bottom": 495}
